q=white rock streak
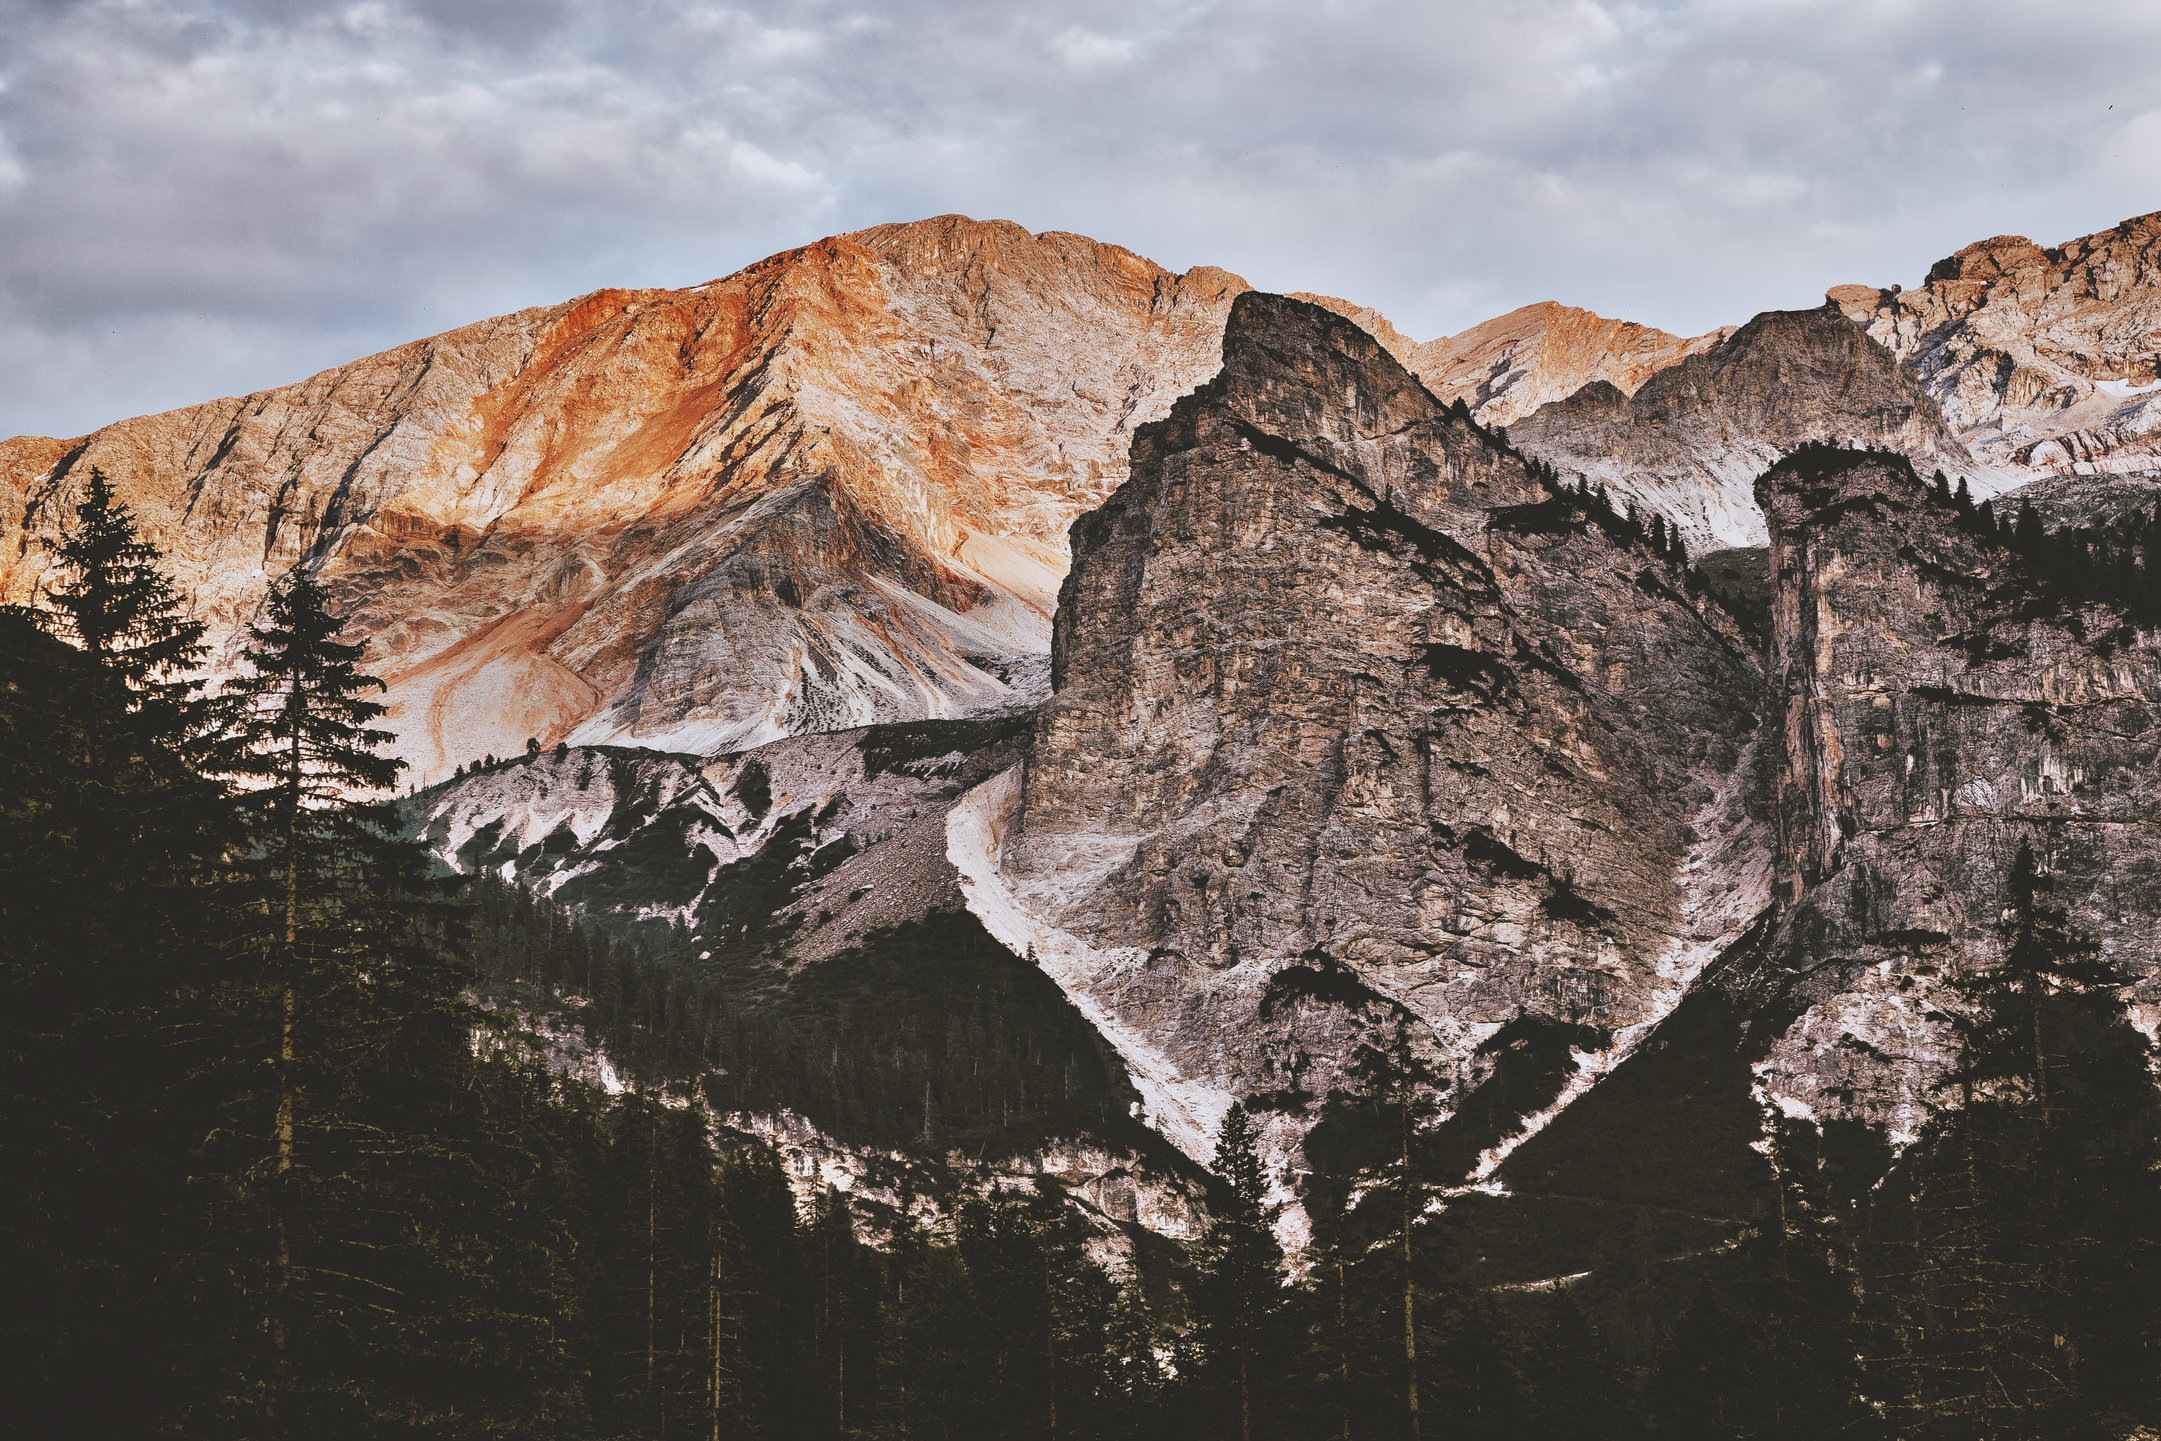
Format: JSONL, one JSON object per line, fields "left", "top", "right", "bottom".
{"left": 948, "top": 765, "right": 1234, "bottom": 1164}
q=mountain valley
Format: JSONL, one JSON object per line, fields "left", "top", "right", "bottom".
{"left": 14, "top": 206, "right": 2161, "bottom": 1367}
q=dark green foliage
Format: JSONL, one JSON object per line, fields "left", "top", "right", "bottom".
{"left": 469, "top": 885, "right": 1159, "bottom": 1160}
{"left": 0, "top": 611, "right": 238, "bottom": 1438}
{"left": 1694, "top": 546, "right": 1773, "bottom": 637}
{"left": 29, "top": 467, "right": 208, "bottom": 728}
{"left": 1188, "top": 1103, "right": 1291, "bottom": 1439}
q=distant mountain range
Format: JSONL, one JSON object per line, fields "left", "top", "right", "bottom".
{"left": 10, "top": 212, "right": 2158, "bottom": 786}
{"left": 11, "top": 210, "right": 2161, "bottom": 1261}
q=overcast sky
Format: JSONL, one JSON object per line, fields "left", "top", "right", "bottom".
{"left": 3, "top": 0, "right": 2159, "bottom": 440}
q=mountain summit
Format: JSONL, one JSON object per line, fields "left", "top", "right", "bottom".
{"left": 1, "top": 217, "right": 1247, "bottom": 782}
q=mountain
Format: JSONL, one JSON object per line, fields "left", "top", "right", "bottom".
{"left": 0, "top": 218, "right": 1742, "bottom": 794}
{"left": 417, "top": 291, "right": 2161, "bottom": 1262}
{"left": 28, "top": 211, "right": 2145, "bottom": 793}
{"left": 1830, "top": 211, "right": 2161, "bottom": 481}
{"left": 956, "top": 292, "right": 1767, "bottom": 1176}
{"left": 1505, "top": 303, "right": 1982, "bottom": 548}
{"left": 1411, "top": 300, "right": 1726, "bottom": 427}
{"left": 1751, "top": 446, "right": 2161, "bottom": 1138}
{"left": 18, "top": 208, "right": 2161, "bottom": 1236}
{"left": 1, "top": 217, "right": 1247, "bottom": 783}
{"left": 407, "top": 710, "right": 1029, "bottom": 961}
{"left": 1489, "top": 212, "right": 2161, "bottom": 550}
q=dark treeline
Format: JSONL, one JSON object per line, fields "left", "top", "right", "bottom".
{"left": 461, "top": 874, "right": 1155, "bottom": 1160}
{"left": 0, "top": 474, "right": 1188, "bottom": 1439}
{"left": 8, "top": 471, "right": 2161, "bottom": 1440}
{"left": 1928, "top": 462, "right": 2161, "bottom": 619}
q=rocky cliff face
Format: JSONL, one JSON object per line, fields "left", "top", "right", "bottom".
{"left": 1, "top": 217, "right": 1247, "bottom": 783}
{"left": 954, "top": 292, "right": 1769, "bottom": 1166}
{"left": 1506, "top": 305, "right": 1980, "bottom": 549}
{"left": 1830, "top": 212, "right": 2161, "bottom": 483}
{"left": 1749, "top": 448, "right": 2161, "bottom": 1140}
{"left": 14, "top": 210, "right": 2159, "bottom": 793}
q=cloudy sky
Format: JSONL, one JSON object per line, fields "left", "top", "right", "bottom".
{"left": 3, "top": 0, "right": 2158, "bottom": 439}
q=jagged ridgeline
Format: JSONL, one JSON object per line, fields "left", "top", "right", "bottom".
{"left": 16, "top": 200, "right": 2161, "bottom": 1438}
{"left": 401, "top": 292, "right": 2161, "bottom": 1436}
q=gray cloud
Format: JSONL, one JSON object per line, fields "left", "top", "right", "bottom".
{"left": 3, "top": 0, "right": 2159, "bottom": 438}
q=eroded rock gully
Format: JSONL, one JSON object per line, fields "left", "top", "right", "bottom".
{"left": 960, "top": 292, "right": 1771, "bottom": 1164}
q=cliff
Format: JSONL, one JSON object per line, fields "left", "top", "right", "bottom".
{"left": 954, "top": 292, "right": 1769, "bottom": 1164}
{"left": 1749, "top": 447, "right": 2161, "bottom": 1138}
{"left": 1830, "top": 211, "right": 2161, "bottom": 481}
{"left": 1507, "top": 304, "right": 1979, "bottom": 548}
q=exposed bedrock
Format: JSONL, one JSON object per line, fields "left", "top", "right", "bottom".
{"left": 1506, "top": 303, "right": 1982, "bottom": 551}
{"left": 1, "top": 217, "right": 1245, "bottom": 783}
{"left": 1830, "top": 211, "right": 2161, "bottom": 482}
{"left": 1752, "top": 448, "right": 2161, "bottom": 1139}
{"left": 959, "top": 292, "right": 1771, "bottom": 1167}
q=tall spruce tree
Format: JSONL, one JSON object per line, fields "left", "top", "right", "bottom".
{"left": 1, "top": 482, "right": 238, "bottom": 1437}
{"left": 0, "top": 612, "right": 237, "bottom": 1436}
{"left": 1190, "top": 1101, "right": 1287, "bottom": 1441}
{"left": 206, "top": 563, "right": 547, "bottom": 1436}
{"left": 35, "top": 468, "right": 207, "bottom": 726}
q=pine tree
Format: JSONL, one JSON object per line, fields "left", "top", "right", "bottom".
{"left": 35, "top": 468, "right": 207, "bottom": 729}
{"left": 1191, "top": 1101, "right": 1288, "bottom": 1441}
{"left": 208, "top": 563, "right": 501, "bottom": 1434}
{"left": 0, "top": 610, "right": 238, "bottom": 1436}
{"left": 1, "top": 490, "right": 243, "bottom": 1436}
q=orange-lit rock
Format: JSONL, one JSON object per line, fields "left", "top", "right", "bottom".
{"left": 0, "top": 217, "right": 1248, "bottom": 782}
{"left": 1411, "top": 300, "right": 1724, "bottom": 427}
{"left": 1830, "top": 211, "right": 2161, "bottom": 481}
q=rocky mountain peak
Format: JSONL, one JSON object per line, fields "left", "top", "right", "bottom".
{"left": 1923, "top": 232, "right": 2054, "bottom": 285}
{"left": 1506, "top": 302, "right": 1977, "bottom": 547}
{"left": 1410, "top": 299, "right": 1724, "bottom": 428}
{"left": 956, "top": 289, "right": 1767, "bottom": 1169}
{"left": 1829, "top": 210, "right": 2161, "bottom": 481}
{"left": 0, "top": 215, "right": 1250, "bottom": 784}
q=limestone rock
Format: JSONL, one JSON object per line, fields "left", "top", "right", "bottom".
{"left": 1411, "top": 301, "right": 1725, "bottom": 428}
{"left": 1507, "top": 305, "right": 1979, "bottom": 548}
{"left": 2, "top": 217, "right": 1248, "bottom": 783}
{"left": 959, "top": 292, "right": 1768, "bottom": 1163}
{"left": 1751, "top": 448, "right": 2161, "bottom": 1138}
{"left": 1831, "top": 212, "right": 2161, "bottom": 482}
{"left": 406, "top": 710, "right": 1028, "bottom": 958}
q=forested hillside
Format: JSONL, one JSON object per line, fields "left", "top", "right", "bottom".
{"left": 8, "top": 459, "right": 2161, "bottom": 1438}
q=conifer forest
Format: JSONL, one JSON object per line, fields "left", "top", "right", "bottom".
{"left": 8, "top": 431, "right": 2161, "bottom": 1441}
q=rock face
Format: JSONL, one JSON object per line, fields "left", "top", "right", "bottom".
{"left": 957, "top": 293, "right": 1769, "bottom": 1163}
{"left": 1411, "top": 301, "right": 1725, "bottom": 428}
{"left": 407, "top": 710, "right": 1028, "bottom": 959}
{"left": 2009, "top": 470, "right": 2161, "bottom": 532}
{"left": 1, "top": 217, "right": 1247, "bottom": 782}
{"left": 1506, "top": 305, "right": 1980, "bottom": 549}
{"left": 1750, "top": 448, "right": 2161, "bottom": 1140}
{"left": 1830, "top": 212, "right": 2161, "bottom": 482}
